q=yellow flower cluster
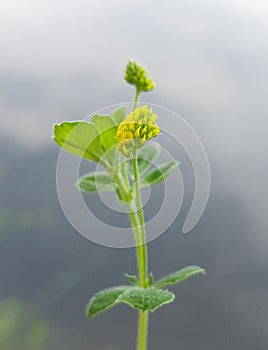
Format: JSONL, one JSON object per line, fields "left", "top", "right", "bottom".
{"left": 125, "top": 61, "right": 155, "bottom": 92}
{"left": 116, "top": 105, "right": 160, "bottom": 157}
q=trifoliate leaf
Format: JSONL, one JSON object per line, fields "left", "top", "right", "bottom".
{"left": 117, "top": 287, "right": 175, "bottom": 312}
{"left": 140, "top": 160, "right": 179, "bottom": 187}
{"left": 87, "top": 286, "right": 130, "bottom": 318}
{"left": 53, "top": 121, "right": 103, "bottom": 162}
{"left": 77, "top": 172, "right": 115, "bottom": 193}
{"left": 154, "top": 266, "right": 205, "bottom": 289}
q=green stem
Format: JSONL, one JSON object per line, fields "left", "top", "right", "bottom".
{"left": 116, "top": 89, "right": 149, "bottom": 350}
{"left": 127, "top": 203, "right": 145, "bottom": 284}
{"left": 115, "top": 160, "right": 149, "bottom": 350}
{"left": 117, "top": 153, "right": 149, "bottom": 350}
{"left": 132, "top": 151, "right": 149, "bottom": 350}
{"left": 132, "top": 153, "right": 148, "bottom": 288}
{"left": 112, "top": 168, "right": 144, "bottom": 285}
{"left": 133, "top": 88, "right": 140, "bottom": 110}
{"left": 137, "top": 311, "right": 149, "bottom": 350}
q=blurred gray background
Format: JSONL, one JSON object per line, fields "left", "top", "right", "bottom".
{"left": 0, "top": 0, "right": 268, "bottom": 349}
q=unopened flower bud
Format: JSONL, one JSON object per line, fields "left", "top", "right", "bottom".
{"left": 125, "top": 61, "right": 155, "bottom": 92}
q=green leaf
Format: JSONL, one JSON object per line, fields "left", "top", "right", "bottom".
{"left": 111, "top": 106, "right": 126, "bottom": 124}
{"left": 87, "top": 286, "right": 129, "bottom": 318}
{"left": 125, "top": 273, "right": 138, "bottom": 286}
{"left": 148, "top": 273, "right": 155, "bottom": 286}
{"left": 137, "top": 142, "right": 161, "bottom": 175}
{"left": 53, "top": 121, "right": 104, "bottom": 162}
{"left": 77, "top": 172, "right": 115, "bottom": 193}
{"left": 91, "top": 115, "right": 118, "bottom": 164}
{"left": 117, "top": 287, "right": 175, "bottom": 312}
{"left": 140, "top": 160, "right": 179, "bottom": 187}
{"left": 154, "top": 266, "right": 205, "bottom": 289}
{"left": 92, "top": 115, "right": 117, "bottom": 150}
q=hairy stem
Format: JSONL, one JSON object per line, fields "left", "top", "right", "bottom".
{"left": 112, "top": 167, "right": 144, "bottom": 286}
{"left": 132, "top": 151, "right": 149, "bottom": 350}
{"left": 117, "top": 90, "right": 149, "bottom": 350}
{"left": 132, "top": 153, "right": 148, "bottom": 288}
{"left": 118, "top": 152, "right": 149, "bottom": 350}
{"left": 137, "top": 311, "right": 149, "bottom": 350}
{"left": 127, "top": 203, "right": 145, "bottom": 285}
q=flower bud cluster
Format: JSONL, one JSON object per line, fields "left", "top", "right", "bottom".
{"left": 116, "top": 105, "right": 160, "bottom": 157}
{"left": 125, "top": 61, "right": 155, "bottom": 92}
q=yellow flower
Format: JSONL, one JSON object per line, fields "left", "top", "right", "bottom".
{"left": 125, "top": 61, "right": 155, "bottom": 92}
{"left": 116, "top": 105, "right": 160, "bottom": 157}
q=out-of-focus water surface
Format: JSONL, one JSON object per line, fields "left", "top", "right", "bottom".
{"left": 0, "top": 1, "right": 268, "bottom": 349}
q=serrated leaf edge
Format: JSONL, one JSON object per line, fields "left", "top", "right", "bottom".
{"left": 116, "top": 287, "right": 175, "bottom": 312}
{"left": 86, "top": 286, "right": 130, "bottom": 318}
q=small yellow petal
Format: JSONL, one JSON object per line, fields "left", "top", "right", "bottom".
{"left": 147, "top": 131, "right": 153, "bottom": 139}
{"left": 120, "top": 131, "right": 128, "bottom": 140}
{"left": 141, "top": 126, "right": 147, "bottom": 135}
{"left": 128, "top": 123, "right": 135, "bottom": 131}
{"left": 134, "top": 127, "right": 141, "bottom": 138}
